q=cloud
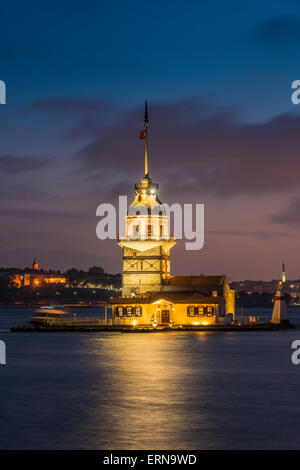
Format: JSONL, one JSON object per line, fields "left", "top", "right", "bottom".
{"left": 270, "top": 197, "right": 300, "bottom": 227}
{"left": 0, "top": 207, "right": 88, "bottom": 219}
{"left": 256, "top": 16, "right": 300, "bottom": 42}
{"left": 208, "top": 229, "right": 290, "bottom": 240}
{"left": 63, "top": 116, "right": 105, "bottom": 140}
{"left": 22, "top": 96, "right": 119, "bottom": 143}
{"left": 0, "top": 155, "right": 50, "bottom": 174}
{"left": 73, "top": 99, "right": 300, "bottom": 198}
{"left": 23, "top": 97, "right": 113, "bottom": 117}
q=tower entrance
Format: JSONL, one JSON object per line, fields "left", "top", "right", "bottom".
{"left": 161, "top": 310, "right": 170, "bottom": 324}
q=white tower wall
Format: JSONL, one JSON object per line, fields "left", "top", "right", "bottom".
{"left": 271, "top": 284, "right": 288, "bottom": 324}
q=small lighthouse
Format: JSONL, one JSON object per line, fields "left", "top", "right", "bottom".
{"left": 271, "top": 265, "right": 288, "bottom": 324}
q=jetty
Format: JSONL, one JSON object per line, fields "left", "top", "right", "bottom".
{"left": 11, "top": 318, "right": 294, "bottom": 333}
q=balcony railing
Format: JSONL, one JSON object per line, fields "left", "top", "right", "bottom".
{"left": 118, "top": 234, "right": 176, "bottom": 242}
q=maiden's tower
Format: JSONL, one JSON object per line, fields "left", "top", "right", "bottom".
{"left": 112, "top": 103, "right": 235, "bottom": 327}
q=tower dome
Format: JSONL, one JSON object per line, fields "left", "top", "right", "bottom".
{"left": 128, "top": 176, "right": 166, "bottom": 215}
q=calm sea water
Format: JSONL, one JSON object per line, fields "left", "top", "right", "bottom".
{"left": 1, "top": 307, "right": 300, "bottom": 450}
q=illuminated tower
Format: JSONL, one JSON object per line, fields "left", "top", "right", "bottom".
{"left": 271, "top": 281, "right": 288, "bottom": 324}
{"left": 271, "top": 264, "right": 288, "bottom": 324}
{"left": 282, "top": 263, "right": 286, "bottom": 283}
{"left": 32, "top": 257, "right": 39, "bottom": 271}
{"left": 118, "top": 102, "right": 176, "bottom": 296}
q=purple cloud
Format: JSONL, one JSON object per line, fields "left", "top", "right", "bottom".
{"left": 73, "top": 99, "right": 300, "bottom": 198}
{"left": 270, "top": 197, "right": 300, "bottom": 227}
{"left": 23, "top": 97, "right": 113, "bottom": 117}
{"left": 0, "top": 155, "right": 50, "bottom": 173}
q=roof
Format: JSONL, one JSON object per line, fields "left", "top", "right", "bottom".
{"left": 111, "top": 291, "right": 223, "bottom": 305}
{"left": 164, "top": 275, "right": 224, "bottom": 287}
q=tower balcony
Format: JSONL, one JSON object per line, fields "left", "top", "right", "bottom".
{"left": 134, "top": 179, "right": 159, "bottom": 193}
{"left": 118, "top": 234, "right": 176, "bottom": 252}
{"left": 118, "top": 234, "right": 176, "bottom": 243}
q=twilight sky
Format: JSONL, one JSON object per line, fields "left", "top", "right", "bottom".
{"left": 1, "top": 0, "right": 300, "bottom": 280}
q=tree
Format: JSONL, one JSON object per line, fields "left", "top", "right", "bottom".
{"left": 88, "top": 266, "right": 105, "bottom": 276}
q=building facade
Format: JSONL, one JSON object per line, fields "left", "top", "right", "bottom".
{"left": 5, "top": 258, "right": 67, "bottom": 288}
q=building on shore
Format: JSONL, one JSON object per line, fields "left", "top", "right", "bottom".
{"left": 3, "top": 258, "right": 67, "bottom": 288}
{"left": 111, "top": 103, "right": 235, "bottom": 327}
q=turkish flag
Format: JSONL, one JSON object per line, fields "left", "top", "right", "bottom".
{"left": 139, "top": 129, "right": 147, "bottom": 140}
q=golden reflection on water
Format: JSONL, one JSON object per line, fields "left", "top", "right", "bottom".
{"left": 86, "top": 332, "right": 216, "bottom": 449}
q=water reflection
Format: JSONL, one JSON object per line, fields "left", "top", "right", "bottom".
{"left": 88, "top": 333, "right": 215, "bottom": 449}
{"left": 2, "top": 308, "right": 300, "bottom": 449}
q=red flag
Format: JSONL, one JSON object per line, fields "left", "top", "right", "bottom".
{"left": 139, "top": 129, "right": 147, "bottom": 140}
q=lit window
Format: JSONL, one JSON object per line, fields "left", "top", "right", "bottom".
{"left": 117, "top": 307, "right": 123, "bottom": 317}
{"left": 187, "top": 306, "right": 195, "bottom": 317}
{"left": 197, "top": 306, "right": 204, "bottom": 316}
{"left": 206, "top": 306, "right": 214, "bottom": 316}
{"left": 126, "top": 306, "right": 132, "bottom": 317}
{"left": 135, "top": 306, "right": 142, "bottom": 317}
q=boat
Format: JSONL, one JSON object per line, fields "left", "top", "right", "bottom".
{"left": 35, "top": 307, "right": 67, "bottom": 315}
{"left": 31, "top": 305, "right": 70, "bottom": 325}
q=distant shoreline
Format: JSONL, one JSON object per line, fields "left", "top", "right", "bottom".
{"left": 0, "top": 303, "right": 110, "bottom": 309}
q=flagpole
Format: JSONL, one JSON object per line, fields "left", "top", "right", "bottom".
{"left": 144, "top": 101, "right": 149, "bottom": 177}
